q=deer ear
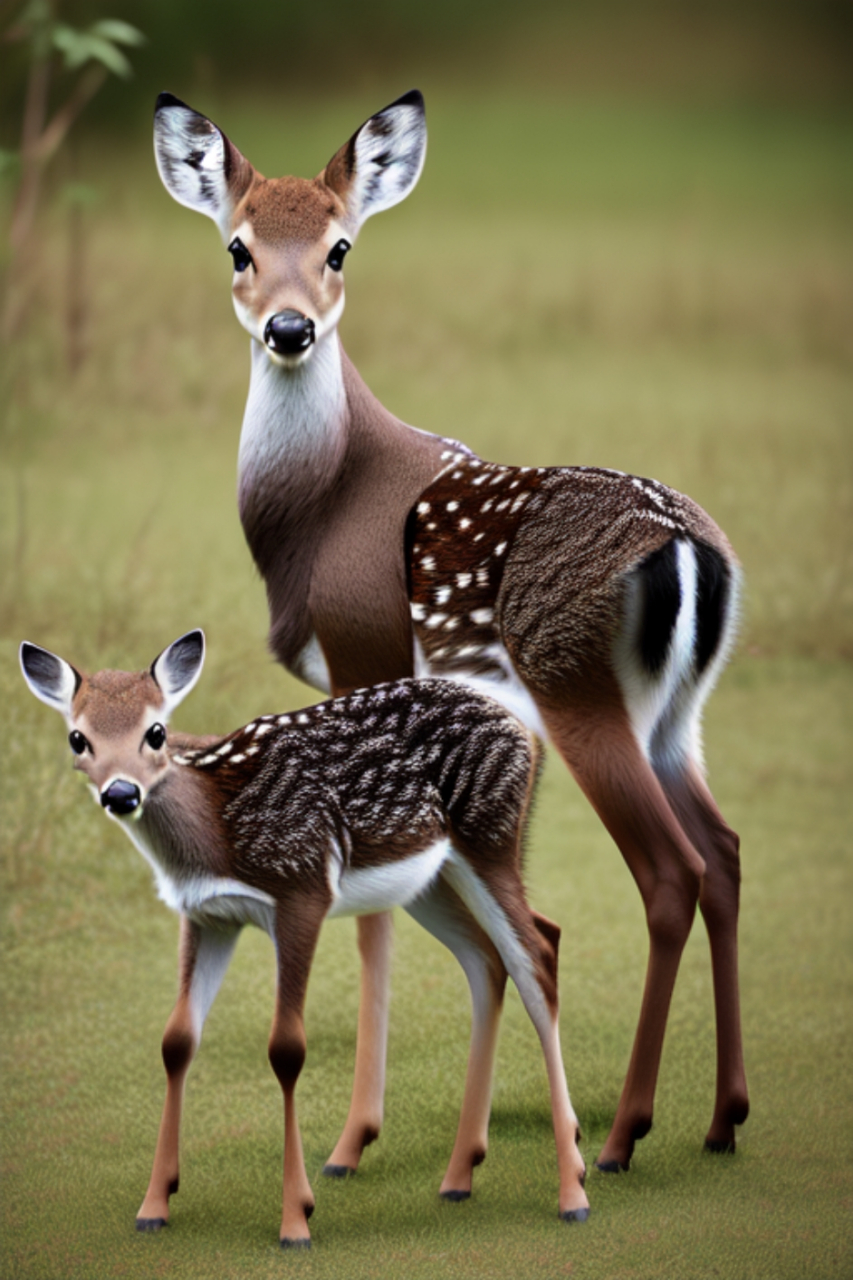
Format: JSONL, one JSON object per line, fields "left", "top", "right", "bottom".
{"left": 153, "top": 93, "right": 253, "bottom": 240}
{"left": 20, "top": 642, "right": 81, "bottom": 717}
{"left": 150, "top": 630, "right": 205, "bottom": 716}
{"left": 323, "top": 89, "right": 426, "bottom": 232}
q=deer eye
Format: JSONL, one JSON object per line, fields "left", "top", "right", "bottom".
{"left": 228, "top": 237, "right": 254, "bottom": 273}
{"left": 69, "top": 730, "right": 90, "bottom": 755}
{"left": 326, "top": 239, "right": 351, "bottom": 272}
{"left": 145, "top": 723, "right": 167, "bottom": 750}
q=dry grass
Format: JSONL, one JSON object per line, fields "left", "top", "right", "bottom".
{"left": 1, "top": 89, "right": 852, "bottom": 1278}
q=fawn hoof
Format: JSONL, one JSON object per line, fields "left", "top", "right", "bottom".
{"left": 280, "top": 1237, "right": 311, "bottom": 1250}
{"left": 440, "top": 1189, "right": 471, "bottom": 1203}
{"left": 704, "top": 1137, "right": 736, "bottom": 1155}
{"left": 322, "top": 1163, "right": 356, "bottom": 1179}
{"left": 560, "top": 1207, "right": 590, "bottom": 1224}
{"left": 135, "top": 1217, "right": 168, "bottom": 1232}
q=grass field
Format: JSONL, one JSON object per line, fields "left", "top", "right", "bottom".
{"left": 1, "top": 88, "right": 852, "bottom": 1278}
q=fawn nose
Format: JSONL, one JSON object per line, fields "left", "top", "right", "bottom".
{"left": 101, "top": 779, "right": 141, "bottom": 816}
{"left": 264, "top": 310, "right": 315, "bottom": 356}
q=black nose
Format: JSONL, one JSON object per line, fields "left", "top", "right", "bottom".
{"left": 264, "top": 310, "right": 315, "bottom": 356}
{"left": 101, "top": 779, "right": 141, "bottom": 816}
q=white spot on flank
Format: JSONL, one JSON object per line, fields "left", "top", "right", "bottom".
{"left": 216, "top": 742, "right": 234, "bottom": 755}
{"left": 422, "top": 555, "right": 436, "bottom": 571}
{"left": 435, "top": 585, "right": 452, "bottom": 604}
{"left": 411, "top": 602, "right": 427, "bottom": 621}
{"left": 494, "top": 542, "right": 507, "bottom": 556}
{"left": 253, "top": 723, "right": 274, "bottom": 737}
{"left": 245, "top": 744, "right": 260, "bottom": 756}
{"left": 446, "top": 500, "right": 459, "bottom": 512}
{"left": 426, "top": 613, "right": 447, "bottom": 628}
{"left": 230, "top": 753, "right": 246, "bottom": 764}
{"left": 277, "top": 715, "right": 292, "bottom": 726}
{"left": 197, "top": 754, "right": 218, "bottom": 767}
{"left": 459, "top": 518, "right": 472, "bottom": 530}
{"left": 418, "top": 501, "right": 431, "bottom": 514}
{"left": 297, "top": 714, "right": 310, "bottom": 724}
{"left": 481, "top": 500, "right": 493, "bottom": 512}
{"left": 456, "top": 573, "right": 472, "bottom": 588}
{"left": 472, "top": 474, "right": 487, "bottom": 486}
{"left": 470, "top": 608, "right": 494, "bottom": 626}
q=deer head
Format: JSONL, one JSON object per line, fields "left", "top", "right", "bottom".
{"left": 20, "top": 631, "right": 205, "bottom": 817}
{"left": 153, "top": 90, "right": 427, "bottom": 366}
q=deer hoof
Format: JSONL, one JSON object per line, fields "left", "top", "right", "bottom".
{"left": 322, "top": 1163, "right": 356, "bottom": 1179}
{"left": 560, "top": 1207, "right": 590, "bottom": 1223}
{"left": 135, "top": 1217, "right": 168, "bottom": 1232}
{"left": 704, "top": 1137, "right": 736, "bottom": 1155}
{"left": 595, "top": 1158, "right": 629, "bottom": 1173}
{"left": 280, "top": 1236, "right": 311, "bottom": 1250}
{"left": 440, "top": 1189, "right": 471, "bottom": 1202}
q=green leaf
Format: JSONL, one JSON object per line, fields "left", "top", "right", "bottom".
{"left": 52, "top": 25, "right": 133, "bottom": 78}
{"left": 90, "top": 19, "right": 146, "bottom": 48}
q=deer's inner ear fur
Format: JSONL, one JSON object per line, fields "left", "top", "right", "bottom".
{"left": 150, "top": 630, "right": 206, "bottom": 717}
{"left": 322, "top": 90, "right": 426, "bottom": 232}
{"left": 154, "top": 94, "right": 253, "bottom": 240}
{"left": 19, "top": 642, "right": 81, "bottom": 717}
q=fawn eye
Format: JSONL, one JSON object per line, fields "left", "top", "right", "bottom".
{"left": 69, "top": 730, "right": 90, "bottom": 755}
{"left": 326, "top": 239, "right": 351, "bottom": 272}
{"left": 145, "top": 723, "right": 166, "bottom": 750}
{"left": 228, "top": 237, "right": 254, "bottom": 273}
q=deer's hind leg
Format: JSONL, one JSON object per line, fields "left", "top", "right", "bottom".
{"left": 441, "top": 858, "right": 589, "bottom": 1222}
{"left": 656, "top": 760, "right": 749, "bottom": 1152}
{"left": 137, "top": 916, "right": 240, "bottom": 1230}
{"left": 538, "top": 692, "right": 704, "bottom": 1174}
{"left": 405, "top": 875, "right": 508, "bottom": 1200}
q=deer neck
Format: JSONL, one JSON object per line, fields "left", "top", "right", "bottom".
{"left": 235, "top": 332, "right": 450, "bottom": 682}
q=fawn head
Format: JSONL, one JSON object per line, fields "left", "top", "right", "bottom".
{"left": 153, "top": 90, "right": 427, "bottom": 366}
{"left": 20, "top": 631, "right": 205, "bottom": 819}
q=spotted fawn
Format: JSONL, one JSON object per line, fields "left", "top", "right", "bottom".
{"left": 21, "top": 630, "right": 589, "bottom": 1246}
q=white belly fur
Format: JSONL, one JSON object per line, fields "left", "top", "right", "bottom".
{"left": 326, "top": 839, "right": 450, "bottom": 919}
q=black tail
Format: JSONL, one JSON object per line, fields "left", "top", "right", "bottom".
{"left": 637, "top": 539, "right": 731, "bottom": 678}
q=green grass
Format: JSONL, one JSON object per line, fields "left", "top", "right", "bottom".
{"left": 1, "top": 89, "right": 852, "bottom": 1278}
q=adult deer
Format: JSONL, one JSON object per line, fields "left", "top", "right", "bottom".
{"left": 152, "top": 90, "right": 749, "bottom": 1177}
{"left": 20, "top": 630, "right": 589, "bottom": 1244}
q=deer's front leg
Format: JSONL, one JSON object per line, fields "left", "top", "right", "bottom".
{"left": 270, "top": 892, "right": 329, "bottom": 1249}
{"left": 323, "top": 910, "right": 393, "bottom": 1176}
{"left": 137, "top": 916, "right": 240, "bottom": 1230}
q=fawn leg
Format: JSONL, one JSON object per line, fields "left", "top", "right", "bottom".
{"left": 270, "top": 892, "right": 328, "bottom": 1248}
{"left": 137, "top": 916, "right": 240, "bottom": 1229}
{"left": 406, "top": 876, "right": 507, "bottom": 1199}
{"left": 443, "top": 860, "right": 589, "bottom": 1221}
{"left": 323, "top": 910, "right": 393, "bottom": 1176}
{"left": 660, "top": 764, "right": 749, "bottom": 1151}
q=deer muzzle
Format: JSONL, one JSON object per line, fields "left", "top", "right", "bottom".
{"left": 101, "top": 779, "right": 141, "bottom": 816}
{"left": 264, "top": 310, "right": 315, "bottom": 357}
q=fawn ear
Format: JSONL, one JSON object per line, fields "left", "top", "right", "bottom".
{"left": 153, "top": 93, "right": 253, "bottom": 240}
{"left": 323, "top": 89, "right": 426, "bottom": 232}
{"left": 150, "top": 630, "right": 205, "bottom": 717}
{"left": 20, "top": 642, "right": 81, "bottom": 717}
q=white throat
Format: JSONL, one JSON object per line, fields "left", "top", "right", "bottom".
{"left": 238, "top": 334, "right": 348, "bottom": 485}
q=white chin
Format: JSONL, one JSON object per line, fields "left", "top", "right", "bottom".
{"left": 265, "top": 345, "right": 314, "bottom": 369}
